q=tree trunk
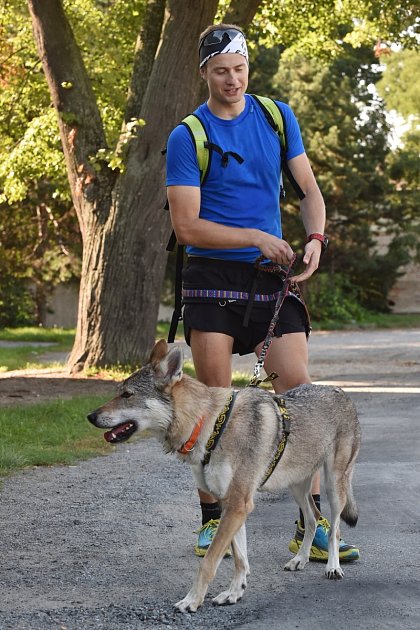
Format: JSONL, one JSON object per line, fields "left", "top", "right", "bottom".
{"left": 28, "top": 0, "right": 220, "bottom": 371}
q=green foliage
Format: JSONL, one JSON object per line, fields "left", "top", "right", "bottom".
{"left": 272, "top": 46, "right": 416, "bottom": 312}
{"left": 2, "top": 0, "right": 419, "bottom": 331}
{"left": 376, "top": 49, "right": 420, "bottom": 261}
{"left": 376, "top": 49, "right": 420, "bottom": 121}
{"left": 385, "top": 128, "right": 420, "bottom": 262}
{"left": 0, "top": 277, "right": 35, "bottom": 328}
{"left": 0, "top": 184, "right": 82, "bottom": 325}
{"left": 303, "top": 272, "right": 369, "bottom": 323}
{"left": 246, "top": 0, "right": 419, "bottom": 60}
{"left": 0, "top": 0, "right": 146, "bottom": 324}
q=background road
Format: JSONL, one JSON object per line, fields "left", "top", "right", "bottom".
{"left": 0, "top": 329, "right": 419, "bottom": 629}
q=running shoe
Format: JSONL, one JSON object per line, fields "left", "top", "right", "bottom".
{"left": 194, "top": 518, "right": 231, "bottom": 557}
{"left": 288, "top": 516, "right": 360, "bottom": 562}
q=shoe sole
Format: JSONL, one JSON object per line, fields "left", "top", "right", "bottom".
{"left": 288, "top": 539, "right": 360, "bottom": 562}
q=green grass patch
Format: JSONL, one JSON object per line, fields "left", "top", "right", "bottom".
{"left": 155, "top": 320, "right": 184, "bottom": 340}
{"left": 0, "top": 326, "right": 75, "bottom": 348}
{"left": 0, "top": 327, "right": 74, "bottom": 372}
{"left": 0, "top": 395, "right": 114, "bottom": 478}
{"left": 0, "top": 346, "right": 65, "bottom": 372}
{"left": 0, "top": 323, "right": 185, "bottom": 373}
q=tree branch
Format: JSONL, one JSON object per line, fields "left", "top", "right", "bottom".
{"left": 224, "top": 0, "right": 262, "bottom": 27}
{"left": 27, "top": 0, "right": 112, "bottom": 230}
{"left": 124, "top": 0, "right": 166, "bottom": 123}
{"left": 27, "top": 0, "right": 106, "bottom": 158}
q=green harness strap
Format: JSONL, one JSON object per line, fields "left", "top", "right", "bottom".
{"left": 181, "top": 95, "right": 304, "bottom": 200}
{"left": 181, "top": 95, "right": 287, "bottom": 185}
{"left": 181, "top": 114, "right": 210, "bottom": 185}
{"left": 251, "top": 94, "right": 287, "bottom": 153}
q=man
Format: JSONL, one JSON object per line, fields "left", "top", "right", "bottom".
{"left": 166, "top": 24, "right": 359, "bottom": 562}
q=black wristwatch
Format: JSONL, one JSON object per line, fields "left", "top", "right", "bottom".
{"left": 306, "top": 233, "right": 329, "bottom": 252}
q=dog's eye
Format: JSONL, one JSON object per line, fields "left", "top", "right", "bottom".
{"left": 121, "top": 391, "right": 133, "bottom": 399}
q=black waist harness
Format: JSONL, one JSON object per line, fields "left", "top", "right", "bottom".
{"left": 181, "top": 256, "right": 310, "bottom": 329}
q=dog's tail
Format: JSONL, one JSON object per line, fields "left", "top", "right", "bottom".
{"left": 341, "top": 481, "right": 358, "bottom": 527}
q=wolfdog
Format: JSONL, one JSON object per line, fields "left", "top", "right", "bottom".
{"left": 87, "top": 339, "right": 361, "bottom": 613}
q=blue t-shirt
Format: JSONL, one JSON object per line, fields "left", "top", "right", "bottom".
{"left": 166, "top": 93, "right": 305, "bottom": 262}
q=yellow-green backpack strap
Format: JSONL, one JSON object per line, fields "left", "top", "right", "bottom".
{"left": 251, "top": 94, "right": 305, "bottom": 200}
{"left": 251, "top": 94, "right": 287, "bottom": 153}
{"left": 181, "top": 114, "right": 209, "bottom": 185}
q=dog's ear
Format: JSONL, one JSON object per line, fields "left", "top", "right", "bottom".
{"left": 149, "top": 339, "right": 168, "bottom": 366}
{"left": 152, "top": 344, "right": 184, "bottom": 391}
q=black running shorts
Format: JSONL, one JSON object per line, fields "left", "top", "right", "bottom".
{"left": 182, "top": 257, "right": 310, "bottom": 355}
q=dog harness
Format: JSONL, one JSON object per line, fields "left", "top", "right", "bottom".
{"left": 259, "top": 397, "right": 291, "bottom": 487}
{"left": 176, "top": 390, "right": 237, "bottom": 458}
{"left": 178, "top": 389, "right": 290, "bottom": 485}
{"left": 198, "top": 390, "right": 291, "bottom": 485}
{"left": 202, "top": 390, "right": 238, "bottom": 466}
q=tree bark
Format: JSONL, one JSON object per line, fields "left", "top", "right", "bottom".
{"left": 28, "top": 0, "right": 220, "bottom": 371}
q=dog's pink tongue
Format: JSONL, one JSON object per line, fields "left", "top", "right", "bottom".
{"left": 103, "top": 422, "right": 136, "bottom": 443}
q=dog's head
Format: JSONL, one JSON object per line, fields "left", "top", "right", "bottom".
{"left": 87, "top": 339, "right": 183, "bottom": 444}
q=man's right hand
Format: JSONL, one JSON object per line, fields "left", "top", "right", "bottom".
{"left": 255, "top": 232, "right": 294, "bottom": 265}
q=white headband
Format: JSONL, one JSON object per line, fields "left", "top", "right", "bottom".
{"left": 199, "top": 31, "right": 249, "bottom": 68}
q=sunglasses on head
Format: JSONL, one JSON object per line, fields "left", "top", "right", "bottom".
{"left": 199, "top": 28, "right": 244, "bottom": 52}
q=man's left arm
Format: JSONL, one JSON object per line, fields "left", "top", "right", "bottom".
{"left": 286, "top": 153, "right": 326, "bottom": 282}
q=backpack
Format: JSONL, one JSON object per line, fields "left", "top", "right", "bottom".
{"left": 165, "top": 94, "right": 306, "bottom": 343}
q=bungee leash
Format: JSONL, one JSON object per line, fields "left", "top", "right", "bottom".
{"left": 248, "top": 253, "right": 297, "bottom": 387}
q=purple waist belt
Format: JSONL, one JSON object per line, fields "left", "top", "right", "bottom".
{"left": 182, "top": 288, "right": 283, "bottom": 302}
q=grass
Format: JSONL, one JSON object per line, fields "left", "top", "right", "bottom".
{"left": 0, "top": 396, "right": 114, "bottom": 478}
{"left": 0, "top": 326, "right": 74, "bottom": 372}
{"left": 0, "top": 326, "right": 75, "bottom": 347}
{"left": 0, "top": 346, "right": 65, "bottom": 373}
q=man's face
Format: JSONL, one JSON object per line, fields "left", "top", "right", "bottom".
{"left": 201, "top": 53, "right": 248, "bottom": 106}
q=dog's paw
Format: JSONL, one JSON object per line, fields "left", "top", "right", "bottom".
{"left": 325, "top": 566, "right": 344, "bottom": 580}
{"left": 174, "top": 592, "right": 203, "bottom": 613}
{"left": 212, "top": 582, "right": 246, "bottom": 606}
{"left": 284, "top": 555, "right": 308, "bottom": 572}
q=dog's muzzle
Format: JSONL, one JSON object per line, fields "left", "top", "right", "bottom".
{"left": 87, "top": 411, "right": 137, "bottom": 444}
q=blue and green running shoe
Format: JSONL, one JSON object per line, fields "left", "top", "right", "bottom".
{"left": 194, "top": 518, "right": 231, "bottom": 558}
{"left": 288, "top": 516, "right": 360, "bottom": 562}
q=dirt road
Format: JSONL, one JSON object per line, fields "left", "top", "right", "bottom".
{"left": 0, "top": 329, "right": 419, "bottom": 629}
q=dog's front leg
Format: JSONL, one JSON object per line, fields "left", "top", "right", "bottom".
{"left": 212, "top": 522, "right": 250, "bottom": 606}
{"left": 175, "top": 507, "right": 247, "bottom": 612}
{"left": 174, "top": 523, "right": 230, "bottom": 612}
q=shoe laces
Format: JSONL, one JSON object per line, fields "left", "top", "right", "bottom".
{"left": 317, "top": 516, "right": 330, "bottom": 532}
{"left": 194, "top": 518, "right": 220, "bottom": 535}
